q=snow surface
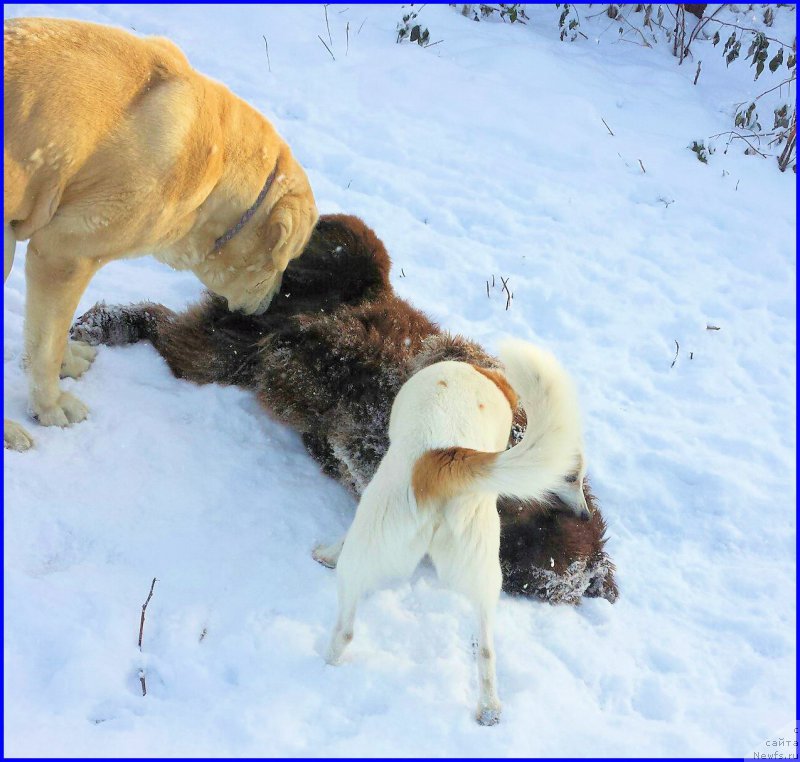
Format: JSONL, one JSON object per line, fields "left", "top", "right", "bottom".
{"left": 3, "top": 3, "right": 796, "bottom": 757}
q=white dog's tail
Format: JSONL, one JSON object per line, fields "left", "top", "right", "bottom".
{"left": 412, "top": 339, "right": 582, "bottom": 506}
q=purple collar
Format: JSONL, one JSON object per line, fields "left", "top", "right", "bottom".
{"left": 212, "top": 164, "right": 279, "bottom": 253}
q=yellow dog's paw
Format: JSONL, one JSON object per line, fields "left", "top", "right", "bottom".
{"left": 60, "top": 340, "right": 98, "bottom": 379}
{"left": 4, "top": 419, "right": 34, "bottom": 451}
{"left": 32, "top": 392, "right": 89, "bottom": 427}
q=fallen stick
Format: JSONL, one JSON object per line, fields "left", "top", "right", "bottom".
{"left": 138, "top": 577, "right": 157, "bottom": 649}
{"left": 138, "top": 577, "right": 157, "bottom": 697}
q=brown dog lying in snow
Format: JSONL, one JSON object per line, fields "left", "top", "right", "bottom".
{"left": 71, "top": 215, "right": 618, "bottom": 604}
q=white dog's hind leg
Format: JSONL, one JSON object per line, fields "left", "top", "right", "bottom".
{"left": 312, "top": 536, "right": 345, "bottom": 569}
{"left": 474, "top": 604, "right": 502, "bottom": 726}
{"left": 325, "top": 581, "right": 359, "bottom": 666}
{"left": 429, "top": 498, "right": 503, "bottom": 725}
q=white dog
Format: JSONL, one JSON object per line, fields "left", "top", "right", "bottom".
{"left": 313, "top": 339, "right": 589, "bottom": 725}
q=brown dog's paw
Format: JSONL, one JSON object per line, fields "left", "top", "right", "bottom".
{"left": 60, "top": 340, "right": 98, "bottom": 379}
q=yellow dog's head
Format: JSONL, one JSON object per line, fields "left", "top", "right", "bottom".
{"left": 194, "top": 150, "right": 318, "bottom": 315}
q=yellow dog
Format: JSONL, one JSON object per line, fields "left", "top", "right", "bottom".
{"left": 4, "top": 17, "right": 318, "bottom": 449}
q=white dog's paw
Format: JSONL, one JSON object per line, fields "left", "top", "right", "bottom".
{"left": 32, "top": 391, "right": 89, "bottom": 427}
{"left": 60, "top": 340, "right": 98, "bottom": 379}
{"left": 312, "top": 544, "right": 338, "bottom": 569}
{"left": 4, "top": 419, "right": 34, "bottom": 451}
{"left": 325, "top": 632, "right": 352, "bottom": 665}
{"left": 476, "top": 702, "right": 502, "bottom": 727}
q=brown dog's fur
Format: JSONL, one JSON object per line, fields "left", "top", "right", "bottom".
{"left": 72, "top": 215, "right": 618, "bottom": 604}
{"left": 4, "top": 17, "right": 317, "bottom": 442}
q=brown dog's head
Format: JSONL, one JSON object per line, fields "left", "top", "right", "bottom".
{"left": 278, "top": 214, "right": 393, "bottom": 306}
{"left": 498, "top": 486, "right": 619, "bottom": 604}
{"left": 194, "top": 147, "right": 318, "bottom": 315}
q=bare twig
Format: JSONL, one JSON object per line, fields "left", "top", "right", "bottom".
{"left": 753, "top": 75, "right": 796, "bottom": 103}
{"left": 693, "top": 60, "right": 702, "bottom": 85}
{"left": 318, "top": 35, "right": 336, "bottom": 62}
{"left": 400, "top": 268, "right": 406, "bottom": 278}
{"left": 601, "top": 118, "right": 615, "bottom": 137}
{"left": 137, "top": 577, "right": 157, "bottom": 697}
{"left": 638, "top": 159, "right": 646, "bottom": 173}
{"left": 619, "top": 9, "right": 653, "bottom": 48}
{"left": 670, "top": 340, "right": 680, "bottom": 368}
{"left": 358, "top": 18, "right": 366, "bottom": 35}
{"left": 262, "top": 35, "right": 271, "bottom": 73}
{"left": 346, "top": 21, "right": 350, "bottom": 56}
{"left": 778, "top": 118, "right": 796, "bottom": 172}
{"left": 138, "top": 577, "right": 157, "bottom": 649}
{"left": 709, "top": 19, "right": 793, "bottom": 49}
{"left": 500, "top": 277, "right": 512, "bottom": 311}
{"left": 324, "top": 4, "right": 333, "bottom": 47}
{"left": 684, "top": 3, "right": 728, "bottom": 57}
{"left": 708, "top": 130, "right": 768, "bottom": 158}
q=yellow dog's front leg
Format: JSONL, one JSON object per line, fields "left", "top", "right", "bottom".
{"left": 24, "top": 247, "right": 98, "bottom": 427}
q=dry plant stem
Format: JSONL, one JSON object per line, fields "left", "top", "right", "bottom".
{"left": 138, "top": 577, "right": 157, "bottom": 649}
{"left": 671, "top": 339, "right": 680, "bottom": 368}
{"left": 711, "top": 19, "right": 794, "bottom": 49}
{"left": 262, "top": 35, "right": 271, "bottom": 73}
{"left": 709, "top": 130, "right": 768, "bottom": 158}
{"left": 138, "top": 577, "right": 156, "bottom": 698}
{"left": 619, "top": 9, "right": 653, "bottom": 48}
{"left": 683, "top": 3, "right": 728, "bottom": 60}
{"left": 500, "top": 276, "right": 512, "bottom": 310}
{"left": 602, "top": 118, "right": 615, "bottom": 136}
{"left": 318, "top": 35, "right": 335, "bottom": 62}
{"left": 778, "top": 118, "right": 796, "bottom": 171}
{"left": 748, "top": 74, "right": 797, "bottom": 104}
{"left": 324, "top": 4, "right": 332, "bottom": 47}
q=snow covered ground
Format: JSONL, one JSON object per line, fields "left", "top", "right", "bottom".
{"left": 3, "top": 3, "right": 796, "bottom": 757}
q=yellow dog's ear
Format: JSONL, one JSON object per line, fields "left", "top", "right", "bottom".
{"left": 262, "top": 187, "right": 318, "bottom": 273}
